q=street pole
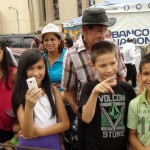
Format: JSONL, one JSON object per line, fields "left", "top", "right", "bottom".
{"left": 9, "top": 7, "right": 20, "bottom": 34}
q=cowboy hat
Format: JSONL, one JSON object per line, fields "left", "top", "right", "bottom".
{"left": 77, "top": 7, "right": 116, "bottom": 27}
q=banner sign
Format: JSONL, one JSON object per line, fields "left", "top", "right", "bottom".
{"left": 102, "top": 2, "right": 150, "bottom": 13}
{"left": 101, "top": 2, "right": 150, "bottom": 47}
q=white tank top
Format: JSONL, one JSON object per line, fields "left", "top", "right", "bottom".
{"left": 33, "top": 94, "right": 57, "bottom": 128}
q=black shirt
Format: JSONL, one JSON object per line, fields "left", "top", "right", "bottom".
{"left": 79, "top": 80, "right": 136, "bottom": 150}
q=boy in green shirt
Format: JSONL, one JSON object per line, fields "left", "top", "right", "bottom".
{"left": 128, "top": 53, "right": 150, "bottom": 149}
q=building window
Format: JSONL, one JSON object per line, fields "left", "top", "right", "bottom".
{"left": 78, "top": 0, "right": 82, "bottom": 17}
{"left": 42, "top": 0, "right": 46, "bottom": 21}
{"left": 28, "top": 0, "right": 33, "bottom": 12}
{"left": 89, "top": 0, "right": 95, "bottom": 6}
{"left": 53, "top": 0, "right": 60, "bottom": 20}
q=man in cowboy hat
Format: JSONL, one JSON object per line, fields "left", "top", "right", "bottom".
{"left": 62, "top": 7, "right": 127, "bottom": 150}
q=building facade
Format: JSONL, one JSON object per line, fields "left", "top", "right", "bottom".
{"left": 0, "top": 0, "right": 102, "bottom": 34}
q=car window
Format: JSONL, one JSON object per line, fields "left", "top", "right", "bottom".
{"left": 23, "top": 37, "right": 34, "bottom": 48}
{"left": 0, "top": 37, "right": 13, "bottom": 47}
{"left": 10, "top": 37, "right": 22, "bottom": 48}
{"left": 0, "top": 34, "right": 36, "bottom": 48}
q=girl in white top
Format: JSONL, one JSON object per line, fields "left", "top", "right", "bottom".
{"left": 12, "top": 49, "right": 70, "bottom": 150}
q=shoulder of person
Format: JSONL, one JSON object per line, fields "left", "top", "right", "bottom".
{"left": 82, "top": 80, "right": 99, "bottom": 90}
{"left": 79, "top": 80, "right": 99, "bottom": 110}
{"left": 117, "top": 81, "right": 137, "bottom": 101}
{"left": 10, "top": 67, "right": 17, "bottom": 73}
{"left": 129, "top": 94, "right": 141, "bottom": 109}
{"left": 63, "top": 45, "right": 79, "bottom": 61}
{"left": 62, "top": 49, "right": 67, "bottom": 55}
{"left": 11, "top": 67, "right": 17, "bottom": 82}
{"left": 123, "top": 42, "right": 129, "bottom": 47}
{"left": 33, "top": 36, "right": 40, "bottom": 41}
{"left": 117, "top": 81, "right": 135, "bottom": 91}
{"left": 68, "top": 44, "right": 80, "bottom": 54}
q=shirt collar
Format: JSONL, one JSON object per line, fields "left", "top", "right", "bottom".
{"left": 57, "top": 49, "right": 66, "bottom": 62}
{"left": 139, "top": 88, "right": 147, "bottom": 103}
{"left": 78, "top": 36, "right": 86, "bottom": 53}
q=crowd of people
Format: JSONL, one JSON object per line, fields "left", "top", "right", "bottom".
{"left": 0, "top": 6, "right": 150, "bottom": 150}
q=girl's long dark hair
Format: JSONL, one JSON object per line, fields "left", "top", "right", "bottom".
{"left": 0, "top": 39, "right": 16, "bottom": 89}
{"left": 12, "top": 49, "right": 56, "bottom": 117}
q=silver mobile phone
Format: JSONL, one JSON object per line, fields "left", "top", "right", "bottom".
{"left": 26, "top": 77, "right": 38, "bottom": 89}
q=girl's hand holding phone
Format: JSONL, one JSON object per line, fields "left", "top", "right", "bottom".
{"left": 25, "top": 77, "right": 42, "bottom": 108}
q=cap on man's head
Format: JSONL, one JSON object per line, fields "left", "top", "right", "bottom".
{"left": 127, "top": 34, "right": 136, "bottom": 40}
{"left": 78, "top": 7, "right": 116, "bottom": 27}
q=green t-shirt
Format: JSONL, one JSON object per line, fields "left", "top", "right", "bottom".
{"left": 127, "top": 89, "right": 150, "bottom": 146}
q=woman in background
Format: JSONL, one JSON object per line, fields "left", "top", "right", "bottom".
{"left": 42, "top": 23, "right": 66, "bottom": 98}
{"left": 0, "top": 39, "right": 17, "bottom": 143}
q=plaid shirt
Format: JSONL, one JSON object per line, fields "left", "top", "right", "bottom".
{"left": 62, "top": 37, "right": 127, "bottom": 102}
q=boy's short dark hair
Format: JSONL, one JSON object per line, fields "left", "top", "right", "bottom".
{"left": 91, "top": 40, "right": 116, "bottom": 64}
{"left": 139, "top": 53, "right": 150, "bottom": 73}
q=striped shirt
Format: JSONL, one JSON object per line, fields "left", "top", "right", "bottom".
{"left": 62, "top": 37, "right": 127, "bottom": 102}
